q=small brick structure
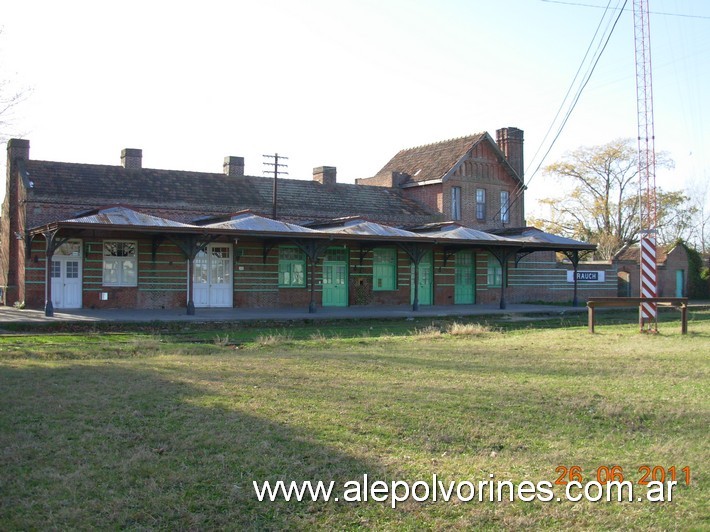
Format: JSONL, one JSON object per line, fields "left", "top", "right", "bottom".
{"left": 613, "top": 244, "right": 690, "bottom": 298}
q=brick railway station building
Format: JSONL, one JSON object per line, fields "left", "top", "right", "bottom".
{"left": 1, "top": 129, "right": 618, "bottom": 316}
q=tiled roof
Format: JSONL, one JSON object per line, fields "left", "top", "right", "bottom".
{"left": 372, "top": 133, "right": 487, "bottom": 184}
{"left": 22, "top": 160, "right": 437, "bottom": 228}
{"left": 613, "top": 244, "right": 669, "bottom": 264}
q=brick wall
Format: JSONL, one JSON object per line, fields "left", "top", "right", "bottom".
{"left": 472, "top": 251, "right": 617, "bottom": 305}
{"left": 401, "top": 184, "right": 443, "bottom": 218}
{"left": 661, "top": 246, "right": 688, "bottom": 297}
{"left": 23, "top": 236, "right": 192, "bottom": 310}
{"left": 20, "top": 234, "right": 611, "bottom": 311}
{"left": 400, "top": 140, "right": 524, "bottom": 228}
{"left": 615, "top": 246, "right": 688, "bottom": 298}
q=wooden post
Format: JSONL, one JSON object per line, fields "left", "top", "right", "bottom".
{"left": 681, "top": 303, "right": 687, "bottom": 335}
{"left": 44, "top": 244, "right": 54, "bottom": 317}
{"left": 309, "top": 255, "right": 317, "bottom": 314}
{"left": 499, "top": 259, "right": 508, "bottom": 310}
{"left": 396, "top": 243, "right": 430, "bottom": 312}
{"left": 42, "top": 229, "right": 70, "bottom": 317}
{"left": 186, "top": 255, "right": 196, "bottom": 316}
{"left": 168, "top": 234, "right": 218, "bottom": 316}
{"left": 571, "top": 250, "right": 579, "bottom": 307}
{"left": 292, "top": 239, "right": 330, "bottom": 314}
{"left": 587, "top": 303, "right": 595, "bottom": 333}
{"left": 488, "top": 247, "right": 519, "bottom": 310}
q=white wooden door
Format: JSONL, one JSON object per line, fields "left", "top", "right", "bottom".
{"left": 193, "top": 244, "right": 232, "bottom": 307}
{"left": 193, "top": 250, "right": 210, "bottom": 307}
{"left": 208, "top": 245, "right": 232, "bottom": 306}
{"left": 51, "top": 240, "right": 82, "bottom": 309}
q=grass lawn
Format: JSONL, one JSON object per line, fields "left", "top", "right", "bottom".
{"left": 1, "top": 310, "right": 708, "bottom": 530}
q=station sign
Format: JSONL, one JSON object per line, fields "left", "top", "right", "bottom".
{"left": 567, "top": 270, "right": 605, "bottom": 283}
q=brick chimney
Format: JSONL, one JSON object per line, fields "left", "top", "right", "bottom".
{"left": 313, "top": 166, "right": 336, "bottom": 187}
{"left": 496, "top": 127, "right": 524, "bottom": 180}
{"left": 4, "top": 139, "right": 32, "bottom": 306}
{"left": 7, "top": 138, "right": 30, "bottom": 163}
{"left": 223, "top": 156, "right": 245, "bottom": 177}
{"left": 121, "top": 148, "right": 142, "bottom": 169}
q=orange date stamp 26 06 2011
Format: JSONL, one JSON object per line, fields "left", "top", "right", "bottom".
{"left": 555, "top": 465, "right": 691, "bottom": 486}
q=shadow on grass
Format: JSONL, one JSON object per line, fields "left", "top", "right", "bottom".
{"left": 0, "top": 364, "right": 393, "bottom": 530}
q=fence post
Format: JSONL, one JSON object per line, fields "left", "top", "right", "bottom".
{"left": 587, "top": 303, "right": 595, "bottom": 334}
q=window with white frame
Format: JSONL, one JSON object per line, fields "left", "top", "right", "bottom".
{"left": 451, "top": 186, "right": 461, "bottom": 221}
{"left": 500, "top": 190, "right": 510, "bottom": 223}
{"left": 103, "top": 240, "right": 137, "bottom": 286}
{"left": 476, "top": 188, "right": 486, "bottom": 221}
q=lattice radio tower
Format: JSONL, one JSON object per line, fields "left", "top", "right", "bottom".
{"left": 633, "top": 0, "right": 658, "bottom": 332}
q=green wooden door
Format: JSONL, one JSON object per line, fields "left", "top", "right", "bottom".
{"left": 676, "top": 270, "right": 684, "bottom": 298}
{"left": 410, "top": 251, "right": 433, "bottom": 306}
{"left": 322, "top": 248, "right": 348, "bottom": 307}
{"left": 454, "top": 250, "right": 475, "bottom": 304}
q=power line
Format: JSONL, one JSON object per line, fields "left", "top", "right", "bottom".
{"left": 540, "top": 0, "right": 710, "bottom": 19}
{"left": 503, "top": 0, "right": 628, "bottom": 223}
{"left": 524, "top": 0, "right": 615, "bottom": 180}
{"left": 526, "top": 0, "right": 627, "bottom": 186}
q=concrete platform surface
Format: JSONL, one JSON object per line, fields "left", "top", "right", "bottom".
{"left": 0, "top": 303, "right": 589, "bottom": 325}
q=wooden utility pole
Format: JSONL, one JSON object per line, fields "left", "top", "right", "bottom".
{"left": 263, "top": 153, "right": 288, "bottom": 219}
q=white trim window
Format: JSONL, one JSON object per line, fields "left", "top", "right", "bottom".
{"left": 451, "top": 186, "right": 461, "bottom": 221}
{"left": 500, "top": 190, "right": 510, "bottom": 224}
{"left": 103, "top": 240, "right": 138, "bottom": 286}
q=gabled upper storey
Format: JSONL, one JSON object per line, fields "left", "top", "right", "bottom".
{"left": 356, "top": 128, "right": 523, "bottom": 188}
{"left": 355, "top": 128, "right": 525, "bottom": 229}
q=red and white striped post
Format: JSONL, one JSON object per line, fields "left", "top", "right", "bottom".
{"left": 634, "top": 0, "right": 658, "bottom": 333}
{"left": 639, "top": 231, "right": 657, "bottom": 331}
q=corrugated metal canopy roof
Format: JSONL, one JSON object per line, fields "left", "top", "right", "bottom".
{"left": 409, "top": 222, "right": 514, "bottom": 242}
{"left": 202, "top": 211, "right": 317, "bottom": 234}
{"left": 490, "top": 227, "right": 594, "bottom": 248}
{"left": 29, "top": 207, "right": 595, "bottom": 252}
{"left": 63, "top": 206, "right": 197, "bottom": 228}
{"left": 313, "top": 217, "right": 420, "bottom": 238}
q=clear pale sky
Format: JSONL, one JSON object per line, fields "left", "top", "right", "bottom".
{"left": 2, "top": 0, "right": 708, "bottom": 216}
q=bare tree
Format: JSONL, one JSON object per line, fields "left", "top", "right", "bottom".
{"left": 0, "top": 28, "right": 28, "bottom": 144}
{"left": 655, "top": 189, "right": 698, "bottom": 247}
{"left": 532, "top": 138, "right": 679, "bottom": 260}
{"left": 685, "top": 178, "right": 710, "bottom": 254}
